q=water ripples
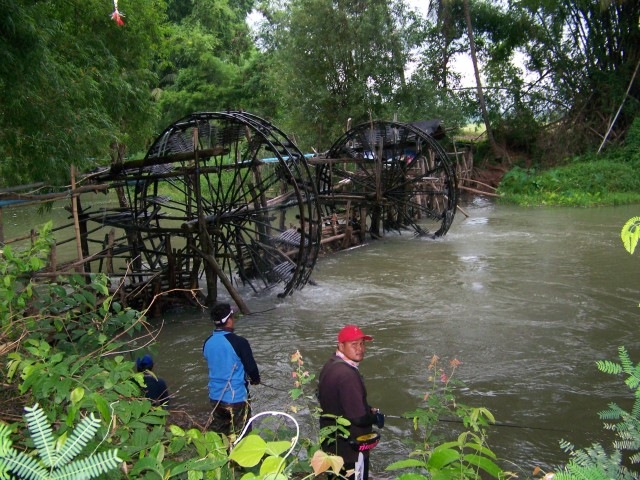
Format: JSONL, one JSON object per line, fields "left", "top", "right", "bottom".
{"left": 154, "top": 201, "right": 640, "bottom": 474}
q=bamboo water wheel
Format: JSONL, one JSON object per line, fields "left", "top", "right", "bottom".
{"left": 312, "top": 120, "right": 457, "bottom": 239}
{"left": 94, "top": 111, "right": 322, "bottom": 309}
{"left": 43, "top": 114, "right": 457, "bottom": 312}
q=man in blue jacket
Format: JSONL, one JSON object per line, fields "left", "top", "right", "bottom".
{"left": 203, "top": 303, "right": 260, "bottom": 437}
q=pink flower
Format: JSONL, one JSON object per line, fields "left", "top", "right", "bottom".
{"left": 440, "top": 372, "right": 449, "bottom": 383}
{"left": 111, "top": 10, "right": 125, "bottom": 26}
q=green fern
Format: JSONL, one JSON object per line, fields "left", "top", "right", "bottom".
{"left": 621, "top": 217, "right": 640, "bottom": 255}
{"left": 0, "top": 404, "right": 121, "bottom": 480}
{"left": 617, "top": 346, "right": 635, "bottom": 375}
{"left": 551, "top": 347, "right": 640, "bottom": 479}
{"left": 23, "top": 404, "right": 57, "bottom": 468}
{"left": 553, "top": 443, "right": 634, "bottom": 480}
{"left": 553, "top": 464, "right": 618, "bottom": 480}
{"left": 599, "top": 403, "right": 626, "bottom": 421}
{"left": 51, "top": 450, "right": 122, "bottom": 480}
{"left": 2, "top": 449, "right": 50, "bottom": 480}
{"left": 595, "top": 359, "right": 622, "bottom": 375}
{"left": 52, "top": 413, "right": 101, "bottom": 468}
{"left": 559, "top": 439, "right": 575, "bottom": 453}
{"left": 0, "top": 423, "right": 12, "bottom": 457}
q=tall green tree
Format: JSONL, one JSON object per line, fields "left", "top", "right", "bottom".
{"left": 412, "top": 0, "right": 639, "bottom": 161}
{"left": 413, "top": 1, "right": 532, "bottom": 150}
{"left": 154, "top": 0, "right": 259, "bottom": 127}
{"left": 0, "top": 0, "right": 166, "bottom": 187}
{"left": 496, "top": 0, "right": 640, "bottom": 156}
{"left": 260, "top": 0, "right": 417, "bottom": 150}
{"left": 394, "top": 0, "right": 474, "bottom": 131}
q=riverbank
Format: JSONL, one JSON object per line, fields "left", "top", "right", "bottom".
{"left": 467, "top": 125, "right": 640, "bottom": 207}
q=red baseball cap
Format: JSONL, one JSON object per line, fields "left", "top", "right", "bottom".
{"left": 338, "top": 325, "right": 373, "bottom": 343}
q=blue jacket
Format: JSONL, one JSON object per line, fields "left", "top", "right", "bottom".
{"left": 203, "top": 329, "right": 260, "bottom": 403}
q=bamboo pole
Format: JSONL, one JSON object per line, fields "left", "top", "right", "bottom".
{"left": 458, "top": 185, "right": 501, "bottom": 198}
{"left": 192, "top": 244, "right": 250, "bottom": 314}
{"left": 49, "top": 243, "right": 57, "bottom": 272}
{"left": 109, "top": 146, "right": 226, "bottom": 174}
{"left": 107, "top": 229, "right": 115, "bottom": 274}
{"left": 0, "top": 183, "right": 109, "bottom": 203}
{"left": 464, "top": 178, "right": 498, "bottom": 191}
{"left": 70, "top": 165, "right": 85, "bottom": 274}
{"left": 456, "top": 204, "right": 470, "bottom": 218}
{"left": 321, "top": 232, "right": 347, "bottom": 244}
{"left": 598, "top": 57, "right": 640, "bottom": 154}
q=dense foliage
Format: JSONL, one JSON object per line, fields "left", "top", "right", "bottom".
{"left": 0, "top": 0, "right": 165, "bottom": 185}
{"left": 0, "top": 226, "right": 507, "bottom": 479}
{"left": 0, "top": 0, "right": 638, "bottom": 193}
{"left": 497, "top": 117, "right": 640, "bottom": 206}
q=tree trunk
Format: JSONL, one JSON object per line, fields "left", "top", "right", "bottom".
{"left": 110, "top": 142, "right": 129, "bottom": 208}
{"left": 463, "top": 0, "right": 502, "bottom": 160}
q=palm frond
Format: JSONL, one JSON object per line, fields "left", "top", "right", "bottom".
{"left": 23, "top": 404, "right": 56, "bottom": 468}
{"left": 53, "top": 413, "right": 101, "bottom": 468}
{"left": 2, "top": 450, "right": 49, "bottom": 480}
{"left": 596, "top": 359, "right": 622, "bottom": 375}
{"left": 51, "top": 450, "right": 122, "bottom": 480}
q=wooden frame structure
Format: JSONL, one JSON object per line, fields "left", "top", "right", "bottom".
{"left": 0, "top": 112, "right": 459, "bottom": 313}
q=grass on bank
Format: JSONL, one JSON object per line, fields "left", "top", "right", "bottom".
{"left": 495, "top": 118, "right": 640, "bottom": 207}
{"left": 497, "top": 159, "right": 640, "bottom": 207}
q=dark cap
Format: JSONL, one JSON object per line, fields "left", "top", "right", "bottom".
{"left": 136, "top": 354, "right": 154, "bottom": 371}
{"left": 211, "top": 303, "right": 234, "bottom": 326}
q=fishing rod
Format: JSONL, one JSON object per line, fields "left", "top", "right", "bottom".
{"left": 384, "top": 414, "right": 571, "bottom": 433}
{"left": 258, "top": 382, "right": 290, "bottom": 392}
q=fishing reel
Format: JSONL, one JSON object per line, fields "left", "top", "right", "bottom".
{"left": 349, "top": 432, "right": 381, "bottom": 452}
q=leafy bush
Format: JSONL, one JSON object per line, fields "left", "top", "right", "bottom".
{"left": 534, "top": 346, "right": 640, "bottom": 480}
{"left": 385, "top": 355, "right": 507, "bottom": 479}
{"left": 3, "top": 223, "right": 639, "bottom": 480}
{"left": 498, "top": 160, "right": 640, "bottom": 206}
{"left": 0, "top": 224, "right": 234, "bottom": 479}
{"left": 498, "top": 117, "right": 640, "bottom": 206}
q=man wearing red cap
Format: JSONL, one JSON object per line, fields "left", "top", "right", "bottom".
{"left": 318, "top": 325, "right": 384, "bottom": 480}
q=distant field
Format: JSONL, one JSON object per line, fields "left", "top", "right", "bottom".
{"left": 456, "top": 123, "right": 486, "bottom": 141}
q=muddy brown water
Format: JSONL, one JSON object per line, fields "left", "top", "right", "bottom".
{"left": 146, "top": 198, "right": 640, "bottom": 476}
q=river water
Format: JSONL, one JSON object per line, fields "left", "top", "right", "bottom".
{"left": 4, "top": 197, "right": 639, "bottom": 476}
{"left": 143, "top": 198, "right": 640, "bottom": 477}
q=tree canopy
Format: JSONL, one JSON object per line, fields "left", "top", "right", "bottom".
{"left": 0, "top": 0, "right": 165, "bottom": 185}
{"left": 0, "top": 0, "right": 638, "bottom": 187}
